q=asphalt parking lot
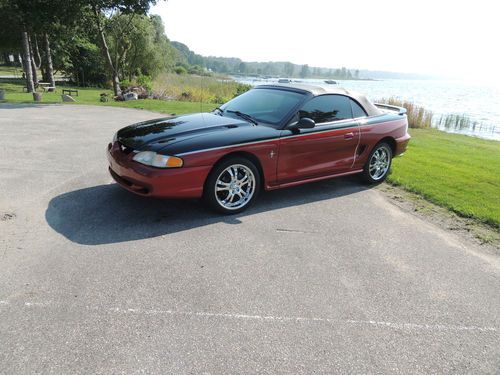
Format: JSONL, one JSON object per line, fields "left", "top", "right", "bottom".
{"left": 0, "top": 104, "right": 499, "bottom": 374}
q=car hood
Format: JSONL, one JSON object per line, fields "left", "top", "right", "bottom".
{"left": 116, "top": 113, "right": 252, "bottom": 153}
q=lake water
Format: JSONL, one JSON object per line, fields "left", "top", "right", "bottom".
{"left": 233, "top": 77, "right": 500, "bottom": 141}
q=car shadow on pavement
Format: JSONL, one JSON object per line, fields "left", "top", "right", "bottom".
{"left": 45, "top": 176, "right": 368, "bottom": 245}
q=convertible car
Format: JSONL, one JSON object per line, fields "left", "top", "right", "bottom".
{"left": 107, "top": 84, "right": 410, "bottom": 213}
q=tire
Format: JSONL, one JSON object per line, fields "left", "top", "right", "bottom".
{"left": 204, "top": 157, "right": 261, "bottom": 214}
{"left": 362, "top": 142, "right": 393, "bottom": 184}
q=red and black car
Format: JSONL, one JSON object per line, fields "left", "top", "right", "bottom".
{"left": 107, "top": 84, "right": 410, "bottom": 213}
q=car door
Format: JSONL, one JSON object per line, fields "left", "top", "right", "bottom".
{"left": 277, "top": 94, "right": 360, "bottom": 184}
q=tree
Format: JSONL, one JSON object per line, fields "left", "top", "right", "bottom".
{"left": 300, "top": 64, "right": 309, "bottom": 78}
{"left": 63, "top": 35, "right": 108, "bottom": 86}
{"left": 238, "top": 62, "right": 247, "bottom": 74}
{"left": 0, "top": 0, "right": 35, "bottom": 91}
{"left": 108, "top": 13, "right": 176, "bottom": 80}
{"left": 28, "top": 35, "right": 38, "bottom": 83}
{"left": 1, "top": 0, "right": 84, "bottom": 93}
{"left": 263, "top": 63, "right": 274, "bottom": 76}
{"left": 284, "top": 62, "right": 294, "bottom": 77}
{"left": 87, "top": 0, "right": 159, "bottom": 95}
{"left": 43, "top": 33, "right": 56, "bottom": 87}
{"left": 0, "top": 0, "right": 23, "bottom": 60}
{"left": 21, "top": 31, "right": 35, "bottom": 92}
{"left": 341, "top": 67, "right": 347, "bottom": 79}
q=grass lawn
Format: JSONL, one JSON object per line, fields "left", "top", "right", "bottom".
{"left": 0, "top": 81, "right": 218, "bottom": 115}
{"left": 389, "top": 129, "right": 500, "bottom": 228}
{"left": 0, "top": 65, "right": 48, "bottom": 79}
{"left": 0, "top": 65, "right": 25, "bottom": 77}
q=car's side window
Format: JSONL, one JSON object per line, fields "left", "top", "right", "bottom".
{"left": 298, "top": 95, "right": 352, "bottom": 124}
{"left": 350, "top": 99, "right": 367, "bottom": 118}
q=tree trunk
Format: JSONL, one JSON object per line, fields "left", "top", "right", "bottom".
{"left": 30, "top": 56, "right": 38, "bottom": 84}
{"left": 33, "top": 35, "right": 42, "bottom": 69}
{"left": 29, "top": 36, "right": 38, "bottom": 84}
{"left": 21, "top": 31, "right": 35, "bottom": 93}
{"left": 91, "top": 5, "right": 121, "bottom": 96}
{"left": 33, "top": 35, "right": 47, "bottom": 81}
{"left": 2, "top": 52, "right": 11, "bottom": 65}
{"left": 44, "top": 33, "right": 56, "bottom": 88}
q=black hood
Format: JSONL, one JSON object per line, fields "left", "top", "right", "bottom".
{"left": 117, "top": 113, "right": 280, "bottom": 155}
{"left": 117, "top": 113, "right": 251, "bottom": 152}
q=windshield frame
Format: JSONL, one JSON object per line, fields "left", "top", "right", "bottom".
{"left": 219, "top": 86, "right": 311, "bottom": 129}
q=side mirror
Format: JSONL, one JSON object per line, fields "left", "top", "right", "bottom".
{"left": 289, "top": 117, "right": 315, "bottom": 130}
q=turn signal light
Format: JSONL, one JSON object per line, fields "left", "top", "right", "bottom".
{"left": 166, "top": 156, "right": 183, "bottom": 168}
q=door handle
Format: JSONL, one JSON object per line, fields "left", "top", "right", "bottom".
{"left": 344, "top": 132, "right": 354, "bottom": 140}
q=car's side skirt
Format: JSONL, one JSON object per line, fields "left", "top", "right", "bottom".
{"left": 266, "top": 168, "right": 363, "bottom": 190}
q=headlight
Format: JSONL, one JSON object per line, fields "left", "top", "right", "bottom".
{"left": 132, "top": 151, "right": 183, "bottom": 168}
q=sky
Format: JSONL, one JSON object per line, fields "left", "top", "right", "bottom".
{"left": 151, "top": 0, "right": 499, "bottom": 82}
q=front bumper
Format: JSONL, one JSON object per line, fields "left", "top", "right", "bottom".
{"left": 106, "top": 142, "right": 211, "bottom": 198}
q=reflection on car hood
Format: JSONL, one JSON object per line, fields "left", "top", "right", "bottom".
{"left": 116, "top": 113, "right": 251, "bottom": 152}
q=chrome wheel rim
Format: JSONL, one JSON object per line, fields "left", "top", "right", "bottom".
{"left": 215, "top": 164, "right": 256, "bottom": 210}
{"left": 369, "top": 145, "right": 391, "bottom": 180}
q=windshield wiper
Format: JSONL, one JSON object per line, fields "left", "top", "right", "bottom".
{"left": 226, "top": 110, "right": 258, "bottom": 125}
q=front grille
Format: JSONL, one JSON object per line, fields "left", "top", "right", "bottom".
{"left": 109, "top": 168, "right": 150, "bottom": 195}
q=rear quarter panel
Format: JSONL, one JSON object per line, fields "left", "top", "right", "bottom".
{"left": 353, "top": 114, "right": 409, "bottom": 169}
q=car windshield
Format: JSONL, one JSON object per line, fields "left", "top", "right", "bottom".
{"left": 220, "top": 88, "right": 305, "bottom": 125}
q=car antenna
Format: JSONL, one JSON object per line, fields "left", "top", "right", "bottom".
{"left": 200, "top": 72, "right": 203, "bottom": 113}
{"left": 200, "top": 70, "right": 206, "bottom": 126}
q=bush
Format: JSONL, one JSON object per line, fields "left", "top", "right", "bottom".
{"left": 120, "top": 79, "right": 133, "bottom": 90}
{"left": 153, "top": 73, "right": 250, "bottom": 104}
{"left": 174, "top": 66, "right": 188, "bottom": 75}
{"left": 377, "top": 97, "right": 433, "bottom": 129}
{"left": 235, "top": 83, "right": 251, "bottom": 97}
{"left": 188, "top": 65, "right": 204, "bottom": 75}
{"left": 213, "top": 95, "right": 225, "bottom": 104}
{"left": 136, "top": 75, "right": 153, "bottom": 91}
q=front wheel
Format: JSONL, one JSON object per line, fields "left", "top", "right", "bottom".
{"left": 362, "top": 142, "right": 393, "bottom": 183}
{"left": 204, "top": 157, "right": 261, "bottom": 214}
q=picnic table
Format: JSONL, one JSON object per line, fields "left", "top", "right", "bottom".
{"left": 38, "top": 82, "right": 56, "bottom": 92}
{"left": 21, "top": 83, "right": 56, "bottom": 93}
{"left": 62, "top": 89, "right": 78, "bottom": 97}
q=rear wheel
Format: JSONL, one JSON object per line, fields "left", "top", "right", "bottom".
{"left": 204, "top": 157, "right": 260, "bottom": 214}
{"left": 362, "top": 142, "right": 392, "bottom": 183}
